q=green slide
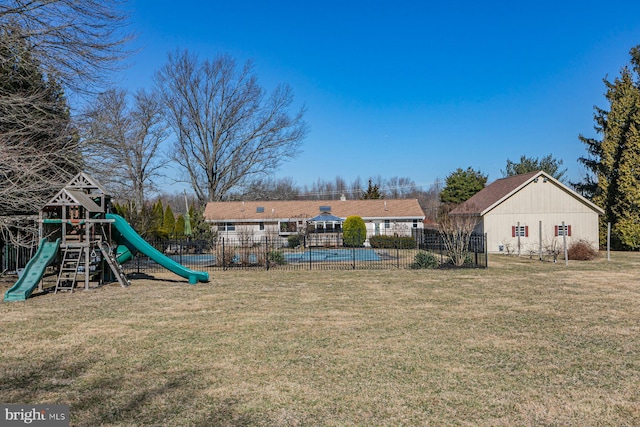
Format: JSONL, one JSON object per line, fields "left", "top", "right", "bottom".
{"left": 106, "top": 213, "right": 209, "bottom": 284}
{"left": 4, "top": 238, "right": 61, "bottom": 302}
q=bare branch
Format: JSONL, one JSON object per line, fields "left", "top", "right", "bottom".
{"left": 0, "top": 0, "right": 133, "bottom": 93}
{"left": 156, "top": 50, "right": 308, "bottom": 203}
{"left": 438, "top": 203, "right": 480, "bottom": 266}
{"left": 80, "top": 88, "right": 170, "bottom": 210}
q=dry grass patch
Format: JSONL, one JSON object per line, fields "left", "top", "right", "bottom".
{"left": 1, "top": 253, "right": 640, "bottom": 425}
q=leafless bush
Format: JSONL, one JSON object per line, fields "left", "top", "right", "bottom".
{"left": 544, "top": 238, "right": 562, "bottom": 263}
{"left": 501, "top": 241, "right": 515, "bottom": 256}
{"left": 567, "top": 239, "right": 599, "bottom": 261}
{"left": 438, "top": 204, "right": 479, "bottom": 267}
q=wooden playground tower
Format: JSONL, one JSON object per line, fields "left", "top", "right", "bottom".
{"left": 39, "top": 173, "right": 129, "bottom": 292}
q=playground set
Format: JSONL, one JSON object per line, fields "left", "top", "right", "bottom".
{"left": 3, "top": 173, "right": 208, "bottom": 302}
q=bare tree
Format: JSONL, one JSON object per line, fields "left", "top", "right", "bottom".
{"left": 156, "top": 50, "right": 308, "bottom": 203}
{"left": 438, "top": 204, "right": 479, "bottom": 266}
{"left": 81, "top": 88, "right": 169, "bottom": 210}
{"left": 0, "top": 0, "right": 131, "bottom": 93}
{"left": 415, "top": 180, "right": 442, "bottom": 222}
{"left": 231, "top": 176, "right": 300, "bottom": 200}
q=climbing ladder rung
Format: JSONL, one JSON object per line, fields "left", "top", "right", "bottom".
{"left": 55, "top": 247, "right": 86, "bottom": 293}
{"left": 99, "top": 243, "right": 130, "bottom": 288}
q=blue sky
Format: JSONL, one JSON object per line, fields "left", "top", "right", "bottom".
{"left": 119, "top": 0, "right": 640, "bottom": 192}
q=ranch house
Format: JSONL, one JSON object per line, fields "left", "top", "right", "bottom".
{"left": 450, "top": 170, "right": 604, "bottom": 254}
{"left": 203, "top": 199, "right": 426, "bottom": 246}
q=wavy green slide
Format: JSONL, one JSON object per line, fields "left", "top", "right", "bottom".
{"left": 106, "top": 213, "right": 209, "bottom": 284}
{"left": 4, "top": 238, "right": 61, "bottom": 302}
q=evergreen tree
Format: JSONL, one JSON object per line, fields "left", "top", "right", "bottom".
{"left": 577, "top": 45, "right": 640, "bottom": 249}
{"left": 175, "top": 215, "right": 185, "bottom": 237}
{"left": 188, "top": 204, "right": 213, "bottom": 240}
{"left": 440, "top": 167, "right": 487, "bottom": 204}
{"left": 362, "top": 179, "right": 384, "bottom": 199}
{"left": 149, "top": 200, "right": 165, "bottom": 239}
{"left": 0, "top": 27, "right": 81, "bottom": 217}
{"left": 343, "top": 216, "right": 366, "bottom": 247}
{"left": 163, "top": 205, "right": 176, "bottom": 238}
{"left": 502, "top": 154, "right": 567, "bottom": 181}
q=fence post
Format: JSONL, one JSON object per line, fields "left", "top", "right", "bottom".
{"left": 352, "top": 242, "right": 356, "bottom": 270}
{"left": 265, "top": 236, "right": 270, "bottom": 271}
{"left": 222, "top": 237, "right": 226, "bottom": 270}
{"left": 563, "top": 221, "right": 568, "bottom": 266}
{"left": 485, "top": 233, "right": 488, "bottom": 268}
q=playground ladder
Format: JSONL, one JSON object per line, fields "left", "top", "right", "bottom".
{"left": 99, "top": 243, "right": 130, "bottom": 288}
{"left": 55, "top": 246, "right": 84, "bottom": 293}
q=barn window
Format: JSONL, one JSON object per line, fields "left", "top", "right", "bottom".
{"left": 512, "top": 225, "right": 528, "bottom": 237}
{"left": 555, "top": 224, "right": 572, "bottom": 237}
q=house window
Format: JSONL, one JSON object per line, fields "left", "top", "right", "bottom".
{"left": 555, "top": 225, "right": 572, "bottom": 237}
{"left": 413, "top": 219, "right": 418, "bottom": 228}
{"left": 219, "top": 222, "right": 235, "bottom": 231}
{"left": 384, "top": 220, "right": 390, "bottom": 229}
{"left": 279, "top": 221, "right": 297, "bottom": 233}
{"left": 511, "top": 225, "right": 528, "bottom": 237}
{"left": 259, "top": 222, "right": 264, "bottom": 231}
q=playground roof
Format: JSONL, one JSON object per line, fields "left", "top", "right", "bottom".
{"left": 45, "top": 188, "right": 103, "bottom": 212}
{"left": 66, "top": 172, "right": 110, "bottom": 195}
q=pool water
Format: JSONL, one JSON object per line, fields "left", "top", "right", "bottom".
{"left": 160, "top": 249, "right": 382, "bottom": 265}
{"left": 285, "top": 248, "right": 381, "bottom": 262}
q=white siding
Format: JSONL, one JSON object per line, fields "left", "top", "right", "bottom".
{"left": 483, "top": 178, "right": 600, "bottom": 253}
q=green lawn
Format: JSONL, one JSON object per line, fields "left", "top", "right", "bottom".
{"left": 1, "top": 253, "right": 639, "bottom": 426}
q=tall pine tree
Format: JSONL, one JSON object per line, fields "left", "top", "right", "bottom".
{"left": 577, "top": 46, "right": 640, "bottom": 249}
{"left": 0, "top": 27, "right": 81, "bottom": 215}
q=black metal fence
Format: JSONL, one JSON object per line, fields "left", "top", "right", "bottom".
{"left": 0, "top": 232, "right": 487, "bottom": 277}
{"left": 121, "top": 231, "right": 487, "bottom": 273}
{"left": 0, "top": 242, "right": 37, "bottom": 275}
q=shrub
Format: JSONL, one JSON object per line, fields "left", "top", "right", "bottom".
{"left": 287, "top": 234, "right": 301, "bottom": 248}
{"left": 445, "top": 252, "right": 474, "bottom": 266}
{"left": 369, "top": 235, "right": 417, "bottom": 249}
{"left": 410, "top": 251, "right": 439, "bottom": 269}
{"left": 567, "top": 239, "right": 599, "bottom": 261}
{"left": 343, "top": 216, "right": 366, "bottom": 247}
{"left": 268, "top": 250, "right": 286, "bottom": 265}
{"left": 215, "top": 245, "right": 235, "bottom": 266}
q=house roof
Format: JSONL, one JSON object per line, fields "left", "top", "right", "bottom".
{"left": 309, "top": 212, "right": 344, "bottom": 222}
{"left": 204, "top": 199, "right": 425, "bottom": 222}
{"left": 450, "top": 170, "right": 604, "bottom": 216}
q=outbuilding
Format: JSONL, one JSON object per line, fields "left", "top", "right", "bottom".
{"left": 450, "top": 171, "right": 604, "bottom": 254}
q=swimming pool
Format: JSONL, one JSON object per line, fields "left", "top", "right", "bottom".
{"left": 138, "top": 248, "right": 382, "bottom": 267}
{"left": 285, "top": 248, "right": 381, "bottom": 262}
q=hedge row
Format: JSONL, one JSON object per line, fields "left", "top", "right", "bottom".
{"left": 368, "top": 235, "right": 417, "bottom": 249}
